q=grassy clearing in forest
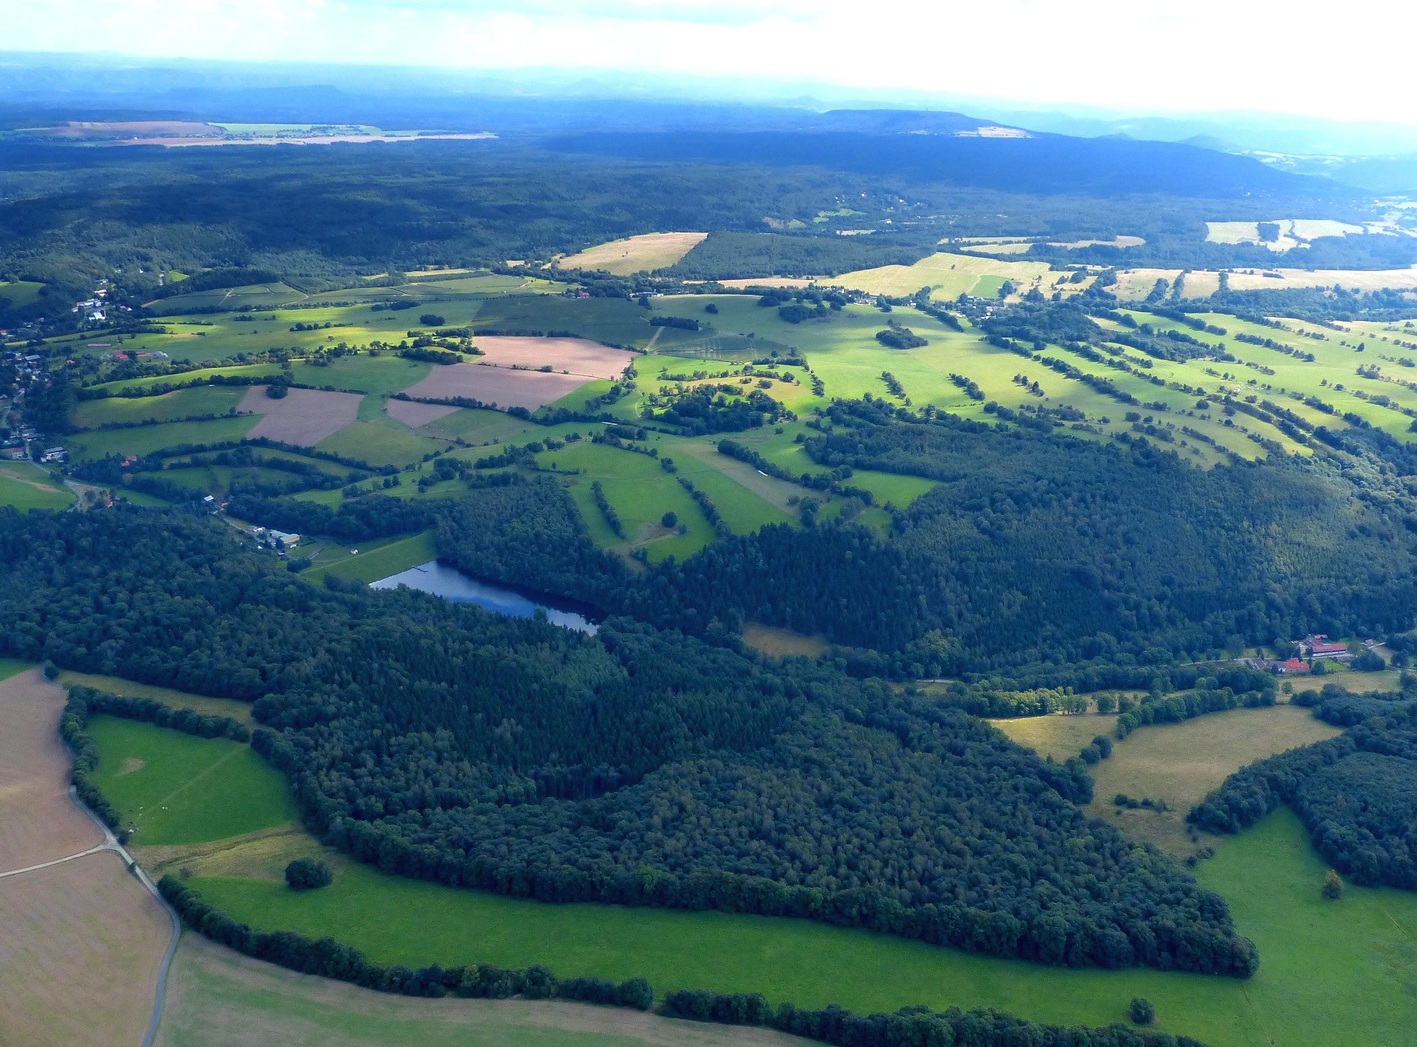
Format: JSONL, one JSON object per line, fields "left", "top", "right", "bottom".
{"left": 89, "top": 717, "right": 297, "bottom": 845}
{"left": 1083, "top": 704, "right": 1342, "bottom": 856}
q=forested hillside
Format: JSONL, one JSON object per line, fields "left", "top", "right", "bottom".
{"left": 0, "top": 507, "right": 1257, "bottom": 976}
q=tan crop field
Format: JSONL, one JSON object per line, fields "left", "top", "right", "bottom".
{"left": 0, "top": 669, "right": 171, "bottom": 1047}
{"left": 1084, "top": 705, "right": 1341, "bottom": 856}
{"left": 560, "top": 232, "right": 709, "bottom": 275}
{"left": 834, "top": 251, "right": 1063, "bottom": 299}
{"left": 385, "top": 399, "right": 461, "bottom": 428}
{"left": 0, "top": 670, "right": 105, "bottom": 869}
{"left": 157, "top": 934, "right": 811, "bottom": 1047}
{"left": 239, "top": 386, "right": 365, "bottom": 445}
{"left": 1110, "top": 268, "right": 1222, "bottom": 299}
{"left": 0, "top": 856, "right": 172, "bottom": 1047}
{"left": 473, "top": 336, "right": 638, "bottom": 380}
{"left": 404, "top": 364, "right": 593, "bottom": 412}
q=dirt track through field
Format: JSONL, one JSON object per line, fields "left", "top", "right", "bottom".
{"left": 0, "top": 669, "right": 173, "bottom": 1047}
{"left": 238, "top": 386, "right": 364, "bottom": 446}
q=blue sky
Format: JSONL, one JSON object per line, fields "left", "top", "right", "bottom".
{"left": 5, "top": 0, "right": 1411, "bottom": 124}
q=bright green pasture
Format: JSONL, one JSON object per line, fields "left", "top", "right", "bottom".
{"left": 89, "top": 717, "right": 297, "bottom": 845}
{"left": 0, "top": 463, "right": 73, "bottom": 511}
{"left": 70, "top": 386, "right": 247, "bottom": 429}
{"left": 66, "top": 416, "right": 258, "bottom": 461}
{"left": 536, "top": 442, "right": 712, "bottom": 563}
{"left": 188, "top": 808, "right": 1417, "bottom": 1046}
{"left": 0, "top": 658, "right": 32, "bottom": 681}
{"left": 316, "top": 417, "right": 451, "bottom": 468}
{"left": 289, "top": 355, "right": 432, "bottom": 396}
{"left": 303, "top": 530, "right": 439, "bottom": 584}
{"left": 414, "top": 407, "right": 536, "bottom": 444}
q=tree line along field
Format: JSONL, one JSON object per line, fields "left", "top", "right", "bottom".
{"left": 78, "top": 705, "right": 1417, "bottom": 1047}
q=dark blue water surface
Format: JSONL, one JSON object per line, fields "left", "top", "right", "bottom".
{"left": 370, "top": 561, "right": 597, "bottom": 633}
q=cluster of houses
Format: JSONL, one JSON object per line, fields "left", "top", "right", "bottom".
{"left": 1248, "top": 634, "right": 1370, "bottom": 674}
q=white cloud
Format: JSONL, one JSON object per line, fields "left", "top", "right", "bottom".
{"left": 4, "top": 0, "right": 1416, "bottom": 124}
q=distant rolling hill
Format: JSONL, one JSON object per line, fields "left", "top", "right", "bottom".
{"left": 546, "top": 128, "right": 1340, "bottom": 200}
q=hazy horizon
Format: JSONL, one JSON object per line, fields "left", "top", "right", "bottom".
{"left": 3, "top": 0, "right": 1414, "bottom": 128}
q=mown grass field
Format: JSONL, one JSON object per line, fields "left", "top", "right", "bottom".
{"left": 0, "top": 657, "right": 31, "bottom": 681}
{"left": 0, "top": 461, "right": 74, "bottom": 511}
{"left": 89, "top": 717, "right": 297, "bottom": 845}
{"left": 302, "top": 529, "right": 439, "bottom": 583}
{"left": 991, "top": 712, "right": 1119, "bottom": 763}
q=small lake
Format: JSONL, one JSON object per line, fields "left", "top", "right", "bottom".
{"left": 370, "top": 561, "right": 598, "bottom": 634}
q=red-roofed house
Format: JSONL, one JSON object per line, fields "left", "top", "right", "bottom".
{"left": 1305, "top": 634, "right": 1349, "bottom": 657}
{"left": 1277, "top": 658, "right": 1311, "bottom": 674}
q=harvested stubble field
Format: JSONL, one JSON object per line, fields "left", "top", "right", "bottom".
{"left": 0, "top": 669, "right": 171, "bottom": 1047}
{"left": 473, "top": 336, "right": 638, "bottom": 380}
{"left": 404, "top": 363, "right": 593, "bottom": 412}
{"left": 0, "top": 669, "right": 103, "bottom": 868}
{"left": 156, "top": 935, "right": 811, "bottom": 1047}
{"left": 239, "top": 386, "right": 365, "bottom": 446}
{"left": 560, "top": 232, "right": 709, "bottom": 276}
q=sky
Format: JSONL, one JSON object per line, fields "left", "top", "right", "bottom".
{"left": 5, "top": 0, "right": 1416, "bottom": 125}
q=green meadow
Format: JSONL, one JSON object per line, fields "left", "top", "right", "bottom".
{"left": 88, "top": 717, "right": 298, "bottom": 845}
{"left": 66, "top": 416, "right": 259, "bottom": 461}
{"left": 184, "top": 808, "right": 1417, "bottom": 1047}
{"left": 70, "top": 385, "right": 248, "bottom": 428}
{"left": 0, "top": 462, "right": 74, "bottom": 511}
{"left": 0, "top": 657, "right": 32, "bottom": 681}
{"left": 303, "top": 529, "right": 440, "bottom": 583}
